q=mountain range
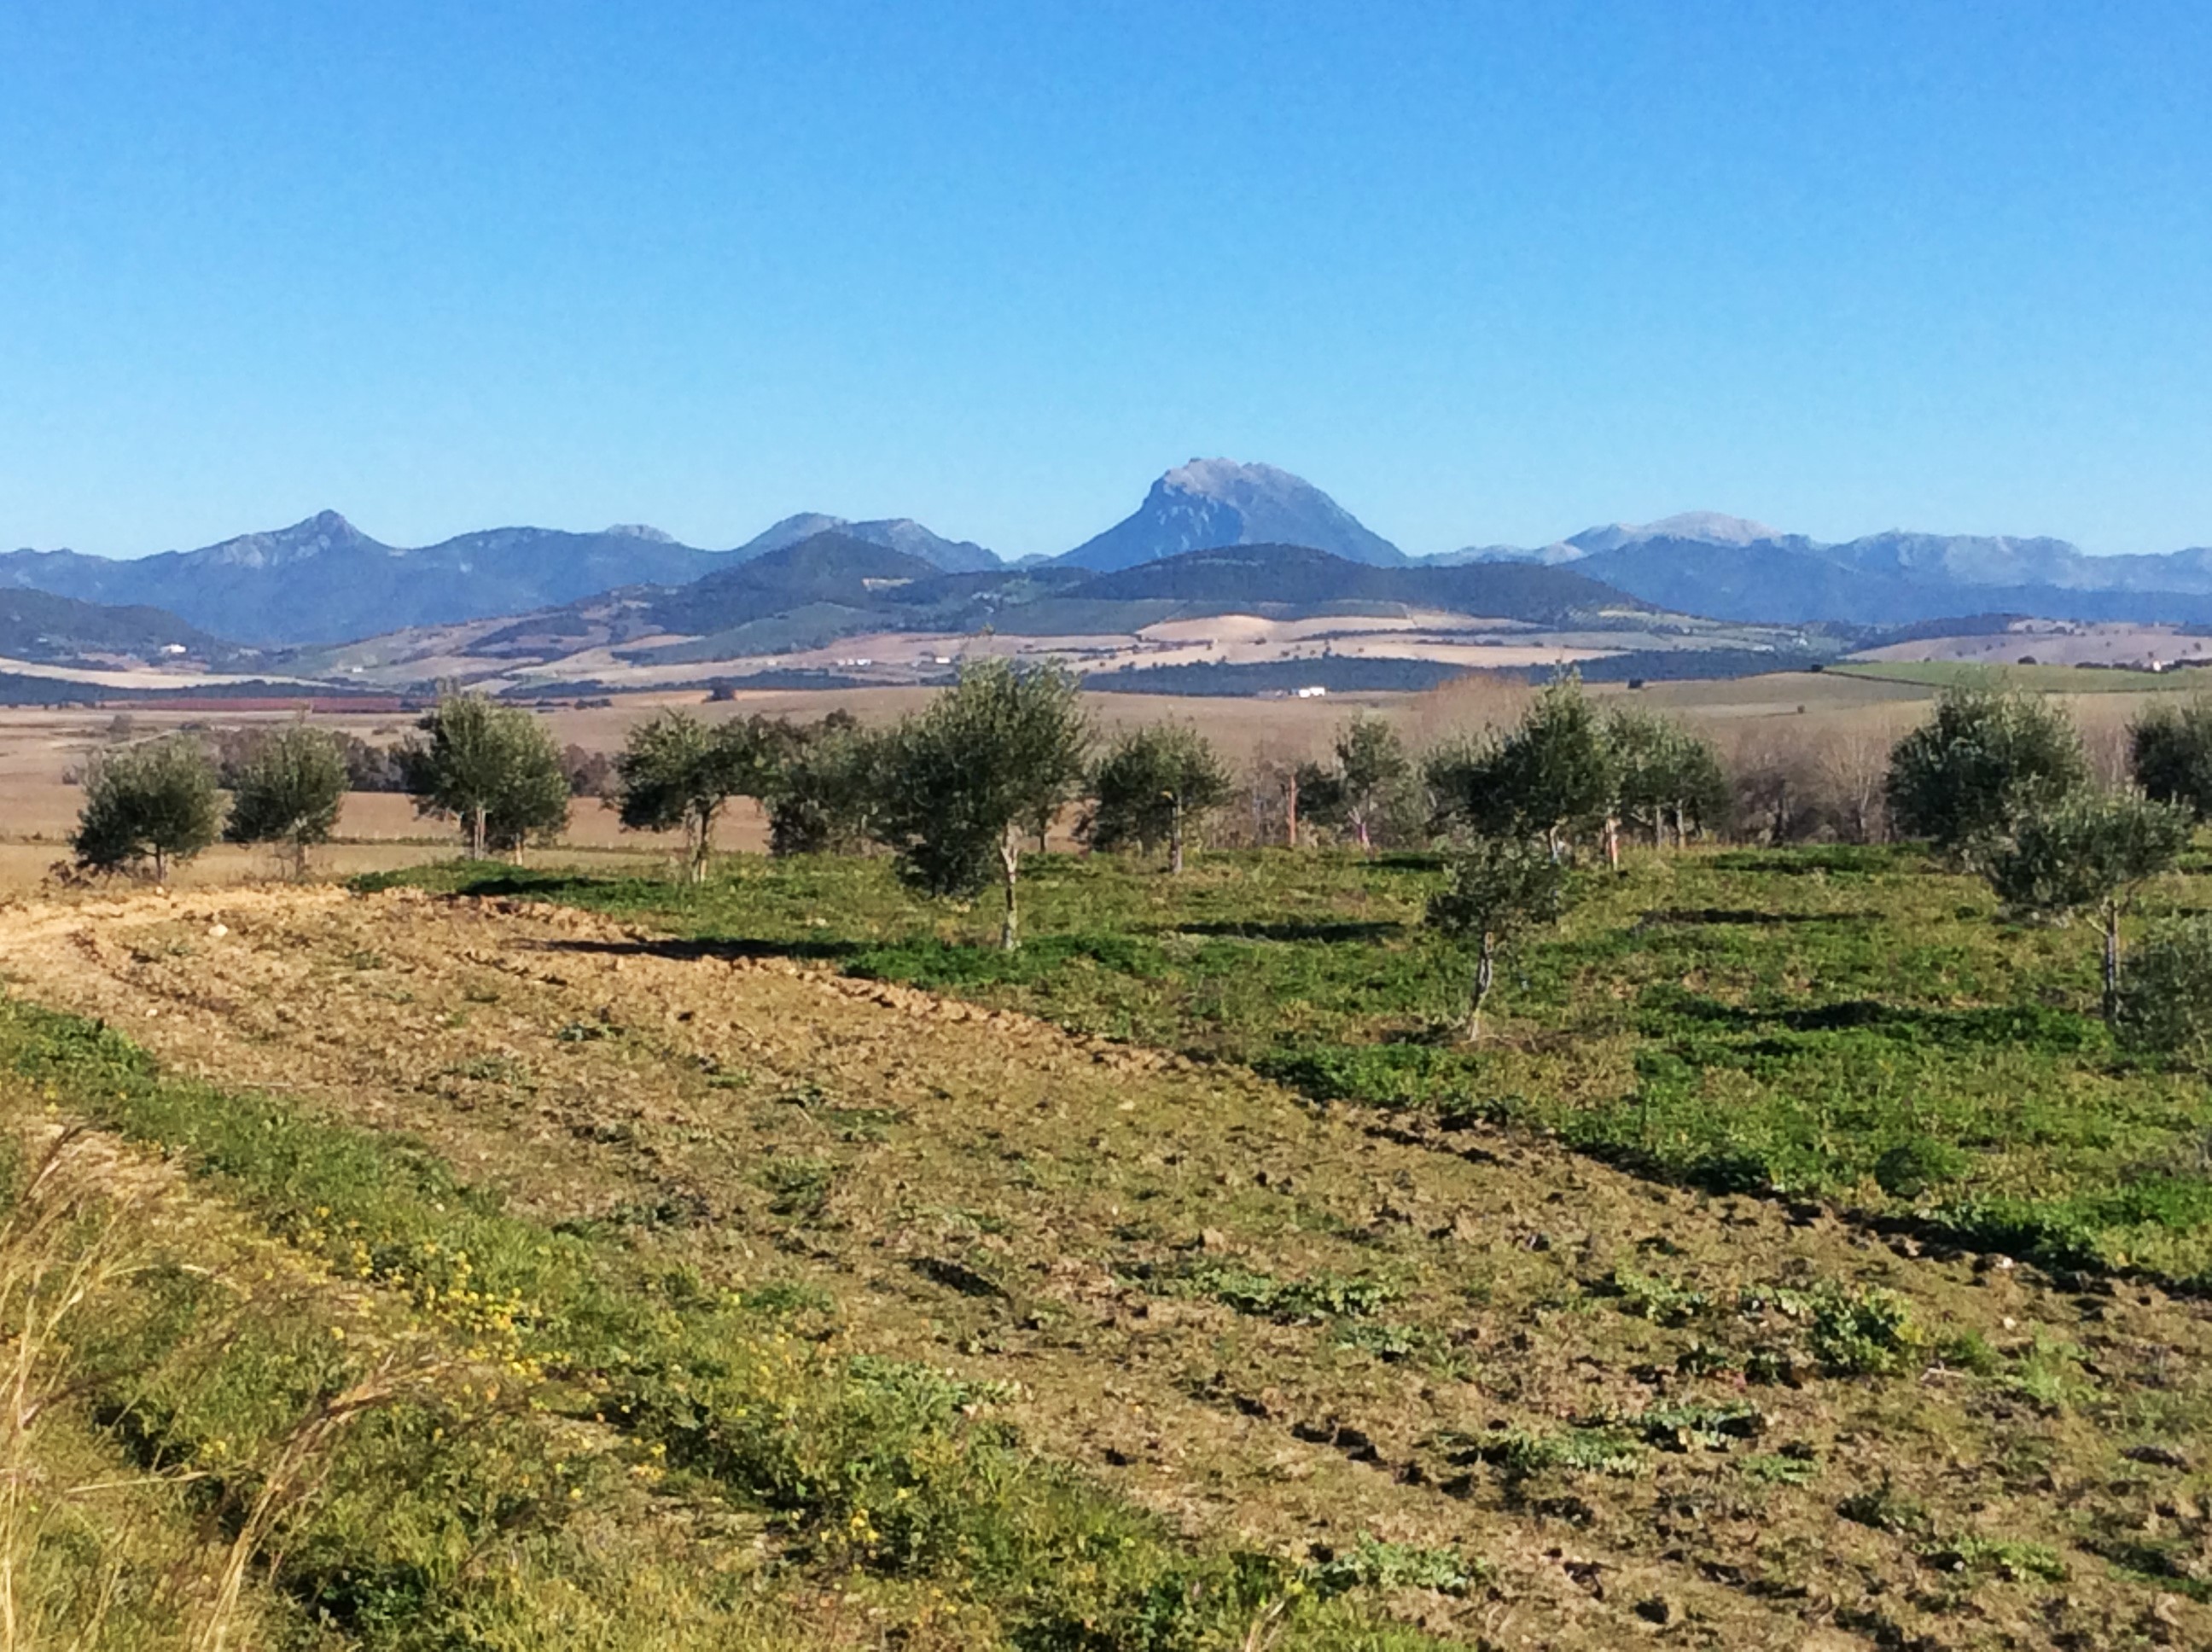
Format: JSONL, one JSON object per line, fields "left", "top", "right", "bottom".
{"left": 6, "top": 463, "right": 2212, "bottom": 650}
{"left": 1463, "top": 513, "right": 2212, "bottom": 625}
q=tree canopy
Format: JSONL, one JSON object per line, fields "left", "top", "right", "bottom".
{"left": 766, "top": 713, "right": 887, "bottom": 858}
{"left": 1887, "top": 685, "right": 2087, "bottom": 858}
{"left": 403, "top": 694, "right": 571, "bottom": 859}
{"left": 1085, "top": 724, "right": 1234, "bottom": 872}
{"left": 1425, "top": 834, "right": 1573, "bottom": 1042}
{"left": 615, "top": 711, "right": 795, "bottom": 881}
{"left": 2129, "top": 695, "right": 2212, "bottom": 820}
{"left": 1984, "top": 788, "right": 2192, "bottom": 1021}
{"left": 73, "top": 736, "right": 222, "bottom": 882}
{"left": 875, "top": 660, "right": 1090, "bottom": 948}
{"left": 224, "top": 723, "right": 348, "bottom": 877}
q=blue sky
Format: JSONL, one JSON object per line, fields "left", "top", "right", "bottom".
{"left": 3, "top": 2, "right": 2207, "bottom": 560}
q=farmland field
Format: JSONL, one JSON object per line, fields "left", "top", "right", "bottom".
{"left": 8, "top": 833, "right": 2212, "bottom": 1647}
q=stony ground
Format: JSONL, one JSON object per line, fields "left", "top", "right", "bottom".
{"left": 4, "top": 881, "right": 2210, "bottom": 1648}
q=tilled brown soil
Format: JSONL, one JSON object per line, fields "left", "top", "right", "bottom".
{"left": 4, "top": 883, "right": 2209, "bottom": 1649}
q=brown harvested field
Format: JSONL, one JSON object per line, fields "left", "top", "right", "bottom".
{"left": 3, "top": 880, "right": 2207, "bottom": 1647}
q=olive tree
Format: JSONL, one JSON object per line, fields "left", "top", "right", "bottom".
{"left": 1425, "top": 835, "right": 1573, "bottom": 1043}
{"left": 2129, "top": 695, "right": 2212, "bottom": 820}
{"left": 72, "top": 735, "right": 222, "bottom": 882}
{"left": 1887, "top": 686, "right": 2087, "bottom": 859}
{"left": 1984, "top": 789, "right": 2192, "bottom": 1022}
{"left": 1606, "top": 710, "right": 1726, "bottom": 852}
{"left": 402, "top": 693, "right": 570, "bottom": 859}
{"left": 615, "top": 711, "right": 794, "bottom": 881}
{"left": 1330, "top": 715, "right": 1411, "bottom": 852}
{"left": 224, "top": 723, "right": 348, "bottom": 878}
{"left": 2112, "top": 917, "right": 2212, "bottom": 1064}
{"left": 766, "top": 714, "right": 887, "bottom": 857}
{"left": 876, "top": 659, "right": 1090, "bottom": 949}
{"left": 1430, "top": 676, "right": 1613, "bottom": 858}
{"left": 1085, "top": 724, "right": 1234, "bottom": 873}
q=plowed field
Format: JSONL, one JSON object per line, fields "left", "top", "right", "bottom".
{"left": 4, "top": 882, "right": 2210, "bottom": 1647}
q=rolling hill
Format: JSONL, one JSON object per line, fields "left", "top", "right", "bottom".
{"left": 0, "top": 588, "right": 252, "bottom": 668}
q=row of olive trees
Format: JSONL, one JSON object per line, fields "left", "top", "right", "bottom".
{"left": 73, "top": 725, "right": 350, "bottom": 881}
{"left": 1883, "top": 684, "right": 2212, "bottom": 1038}
{"left": 71, "top": 695, "right": 576, "bottom": 881}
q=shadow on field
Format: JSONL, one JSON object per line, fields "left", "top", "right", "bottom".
{"left": 1656, "top": 991, "right": 2094, "bottom": 1049}
{"left": 534, "top": 935, "right": 869, "bottom": 966}
{"left": 1175, "top": 919, "right": 1403, "bottom": 944}
{"left": 442, "top": 872, "right": 611, "bottom": 899}
{"left": 1638, "top": 906, "right": 1877, "bottom": 928}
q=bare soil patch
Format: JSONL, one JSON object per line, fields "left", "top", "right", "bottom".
{"left": 3, "top": 884, "right": 2206, "bottom": 1646}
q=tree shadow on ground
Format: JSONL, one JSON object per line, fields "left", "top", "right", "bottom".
{"left": 1175, "top": 919, "right": 1404, "bottom": 944}
{"left": 1651, "top": 990, "right": 2094, "bottom": 1050}
{"left": 1637, "top": 907, "right": 1877, "bottom": 928}
{"left": 533, "top": 934, "right": 869, "bottom": 966}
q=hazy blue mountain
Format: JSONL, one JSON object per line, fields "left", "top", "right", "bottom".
{"left": 734, "top": 513, "right": 999, "bottom": 572}
{"left": 1057, "top": 459, "right": 1406, "bottom": 571}
{"left": 0, "top": 506, "right": 994, "bottom": 648}
{"left": 1451, "top": 512, "right": 2212, "bottom": 625}
{"left": 0, "top": 513, "right": 736, "bottom": 646}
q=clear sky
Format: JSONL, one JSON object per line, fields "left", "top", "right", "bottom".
{"left": 3, "top": 2, "right": 2208, "bottom": 560}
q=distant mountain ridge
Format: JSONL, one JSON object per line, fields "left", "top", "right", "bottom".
{"left": 11, "top": 468, "right": 2212, "bottom": 649}
{"left": 1458, "top": 513, "right": 2212, "bottom": 625}
{"left": 0, "top": 509, "right": 1002, "bottom": 646}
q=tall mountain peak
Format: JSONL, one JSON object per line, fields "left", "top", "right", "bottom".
{"left": 1058, "top": 459, "right": 1404, "bottom": 571}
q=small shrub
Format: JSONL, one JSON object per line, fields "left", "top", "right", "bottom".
{"left": 756, "top": 1156, "right": 835, "bottom": 1218}
{"left": 2113, "top": 917, "right": 2212, "bottom": 1065}
{"left": 1932, "top": 1536, "right": 2068, "bottom": 1583}
{"left": 1179, "top": 1264, "right": 1393, "bottom": 1323}
{"left": 1304, "top": 1536, "right": 1485, "bottom": 1598}
{"left": 1620, "top": 1400, "right": 1765, "bottom": 1451}
{"left": 1466, "top": 1426, "right": 1648, "bottom": 1480}
{"left": 1740, "top": 1281, "right": 1924, "bottom": 1376}
{"left": 1874, "top": 1137, "right": 1971, "bottom": 1200}
{"left": 1739, "top": 1451, "right": 1821, "bottom": 1486}
{"left": 1607, "top": 1265, "right": 1710, "bottom": 1326}
{"left": 1838, "top": 1473, "right": 1929, "bottom": 1535}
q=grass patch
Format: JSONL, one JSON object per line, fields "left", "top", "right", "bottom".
{"left": 0, "top": 992, "right": 1458, "bottom": 1649}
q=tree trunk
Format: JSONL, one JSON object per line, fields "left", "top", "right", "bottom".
{"left": 1464, "top": 934, "right": 1496, "bottom": 1044}
{"left": 152, "top": 845, "right": 167, "bottom": 885}
{"left": 471, "top": 802, "right": 488, "bottom": 860}
{"left": 998, "top": 832, "right": 1021, "bottom": 951}
{"left": 1285, "top": 771, "right": 1299, "bottom": 849}
{"left": 2103, "top": 902, "right": 2122, "bottom": 1025}
{"left": 688, "top": 807, "right": 712, "bottom": 885}
{"left": 1169, "top": 796, "right": 1185, "bottom": 875}
{"left": 1355, "top": 809, "right": 1371, "bottom": 852}
{"left": 1605, "top": 813, "right": 1621, "bottom": 872}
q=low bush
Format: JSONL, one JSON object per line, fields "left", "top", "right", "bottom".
{"left": 2113, "top": 917, "right": 2212, "bottom": 1066}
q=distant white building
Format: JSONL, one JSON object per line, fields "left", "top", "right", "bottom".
{"left": 1293, "top": 684, "right": 1329, "bottom": 698}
